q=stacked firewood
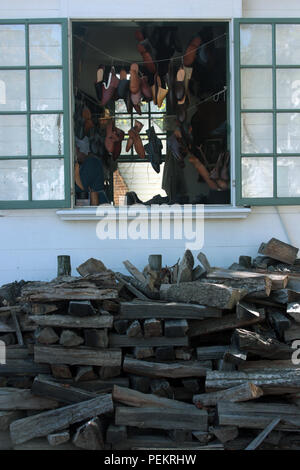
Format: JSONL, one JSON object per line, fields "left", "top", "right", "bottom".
{"left": 0, "top": 238, "right": 300, "bottom": 450}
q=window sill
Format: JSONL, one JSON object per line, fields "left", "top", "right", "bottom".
{"left": 56, "top": 205, "right": 251, "bottom": 221}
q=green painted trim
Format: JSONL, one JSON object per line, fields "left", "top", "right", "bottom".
{"left": 0, "top": 18, "right": 70, "bottom": 209}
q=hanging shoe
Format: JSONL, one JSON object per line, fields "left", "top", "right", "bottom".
{"left": 101, "top": 66, "right": 119, "bottom": 106}
{"left": 145, "top": 126, "right": 163, "bottom": 173}
{"left": 126, "top": 120, "right": 145, "bottom": 158}
{"left": 183, "top": 36, "right": 202, "bottom": 67}
{"left": 140, "top": 75, "right": 152, "bottom": 102}
{"left": 137, "top": 42, "right": 156, "bottom": 75}
{"left": 156, "top": 75, "right": 168, "bottom": 108}
{"left": 174, "top": 66, "right": 185, "bottom": 101}
{"left": 130, "top": 63, "right": 140, "bottom": 94}
{"left": 126, "top": 120, "right": 144, "bottom": 152}
{"left": 94, "top": 65, "right": 105, "bottom": 101}
{"left": 117, "top": 68, "right": 129, "bottom": 99}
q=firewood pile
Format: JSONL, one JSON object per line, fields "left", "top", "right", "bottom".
{"left": 0, "top": 238, "right": 300, "bottom": 450}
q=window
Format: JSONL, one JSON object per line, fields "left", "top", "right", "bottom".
{"left": 0, "top": 19, "right": 70, "bottom": 209}
{"left": 235, "top": 19, "right": 300, "bottom": 205}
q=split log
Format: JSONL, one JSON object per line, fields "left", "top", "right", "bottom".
{"left": 151, "top": 379, "right": 173, "bottom": 397}
{"left": 32, "top": 375, "right": 97, "bottom": 404}
{"left": 210, "top": 425, "right": 239, "bottom": 444}
{"left": 236, "top": 301, "right": 264, "bottom": 320}
{"left": 29, "top": 314, "right": 113, "bottom": 329}
{"left": 134, "top": 347, "right": 154, "bottom": 359}
{"left": 115, "top": 405, "right": 207, "bottom": 431}
{"left": 193, "top": 382, "right": 263, "bottom": 407}
{"left": 258, "top": 238, "right": 298, "bottom": 265}
{"left": 160, "top": 281, "right": 246, "bottom": 309}
{"left": 233, "top": 328, "right": 292, "bottom": 359}
{"left": 10, "top": 394, "right": 113, "bottom": 445}
{"left": 268, "top": 309, "right": 291, "bottom": 336}
{"left": 75, "top": 366, "right": 97, "bottom": 382}
{"left": 144, "top": 319, "right": 162, "bottom": 337}
{"left": 119, "top": 300, "right": 222, "bottom": 319}
{"left": 59, "top": 330, "right": 84, "bottom": 347}
{"left": 123, "top": 260, "right": 147, "bottom": 284}
{"left": 0, "top": 411, "right": 24, "bottom": 431}
{"left": 0, "top": 388, "right": 58, "bottom": 410}
{"left": 115, "top": 273, "right": 149, "bottom": 300}
{"left": 35, "top": 327, "right": 59, "bottom": 345}
{"left": 188, "top": 311, "right": 265, "bottom": 337}
{"left": 72, "top": 417, "right": 104, "bottom": 450}
{"left": 204, "top": 273, "right": 272, "bottom": 297}
{"left": 177, "top": 250, "right": 194, "bottom": 284}
{"left": 217, "top": 401, "right": 300, "bottom": 431}
{"left": 109, "top": 334, "right": 188, "bottom": 348}
{"left": 11, "top": 311, "right": 23, "bottom": 346}
{"left": 197, "top": 252, "right": 211, "bottom": 272}
{"left": 47, "top": 431, "right": 70, "bottom": 446}
{"left": 165, "top": 319, "right": 188, "bottom": 337}
{"left": 106, "top": 424, "right": 127, "bottom": 445}
{"left": 84, "top": 329, "right": 108, "bottom": 348}
{"left": 68, "top": 300, "right": 96, "bottom": 317}
{"left": 112, "top": 434, "right": 217, "bottom": 450}
{"left": 223, "top": 346, "right": 247, "bottom": 365}
{"left": 238, "top": 359, "right": 300, "bottom": 371}
{"left": 75, "top": 377, "right": 129, "bottom": 394}
{"left": 34, "top": 345, "right": 122, "bottom": 367}
{"left": 206, "top": 269, "right": 288, "bottom": 290}
{"left": 13, "top": 437, "right": 78, "bottom": 451}
{"left": 0, "top": 359, "right": 50, "bottom": 377}
{"left": 123, "top": 356, "right": 211, "bottom": 378}
{"left": 287, "top": 302, "right": 300, "bottom": 322}
{"left": 76, "top": 258, "right": 106, "bottom": 276}
{"left": 57, "top": 255, "right": 71, "bottom": 277}
{"left": 30, "top": 303, "right": 59, "bottom": 315}
{"left": 197, "top": 346, "right": 229, "bottom": 360}
{"left": 148, "top": 255, "right": 162, "bottom": 272}
{"left": 51, "top": 364, "right": 72, "bottom": 379}
{"left": 206, "top": 370, "right": 300, "bottom": 395}
{"left": 126, "top": 320, "right": 142, "bottom": 338}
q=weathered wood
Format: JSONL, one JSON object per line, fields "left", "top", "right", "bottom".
{"left": 123, "top": 356, "right": 211, "bottom": 378}
{"left": 168, "top": 429, "right": 193, "bottom": 442}
{"left": 216, "top": 359, "right": 236, "bottom": 372}
{"left": 217, "top": 401, "right": 300, "bottom": 431}
{"left": 177, "top": 250, "right": 194, "bottom": 284}
{"left": 0, "top": 359, "right": 50, "bottom": 377}
{"left": 98, "top": 366, "right": 121, "bottom": 380}
{"left": 287, "top": 302, "right": 300, "bottom": 322}
{"left": 13, "top": 437, "right": 78, "bottom": 451}
{"left": 284, "top": 322, "right": 300, "bottom": 342}
{"left": 144, "top": 318, "right": 162, "bottom": 337}
{"left": 29, "top": 314, "right": 113, "bottom": 329}
{"left": 84, "top": 329, "right": 108, "bottom": 348}
{"left": 245, "top": 417, "right": 281, "bottom": 450}
{"left": 35, "top": 327, "right": 59, "bottom": 345}
{"left": 59, "top": 330, "right": 84, "bottom": 347}
{"left": 31, "top": 303, "right": 59, "bottom": 315}
{"left": 206, "top": 370, "right": 300, "bottom": 395}
{"left": 57, "top": 255, "right": 71, "bottom": 277}
{"left": 0, "top": 388, "right": 58, "bottom": 410}
{"left": 155, "top": 346, "right": 175, "bottom": 361}
{"left": 115, "top": 405, "right": 208, "bottom": 431}
{"left": 188, "top": 311, "right": 265, "bottom": 337}
{"left": 10, "top": 394, "right": 113, "bottom": 445}
{"left": 106, "top": 424, "right": 127, "bottom": 444}
{"left": 47, "top": 431, "right": 70, "bottom": 446}
{"left": 115, "top": 273, "right": 149, "bottom": 300}
{"left": 134, "top": 347, "right": 154, "bottom": 359}
{"left": 32, "top": 375, "right": 96, "bottom": 404}
{"left": 51, "top": 364, "right": 72, "bottom": 379}
{"left": 236, "top": 301, "right": 264, "bottom": 320}
{"left": 114, "top": 319, "right": 130, "bottom": 334}
{"left": 193, "top": 382, "right": 263, "bottom": 407}
{"left": 0, "top": 411, "right": 24, "bottom": 431}
{"left": 109, "top": 334, "right": 188, "bottom": 348}
{"left": 205, "top": 272, "right": 272, "bottom": 297}
{"left": 223, "top": 346, "right": 247, "bottom": 365}
{"left": 112, "top": 434, "right": 218, "bottom": 450}
{"left": 127, "top": 320, "right": 143, "bottom": 338}
{"left": 11, "top": 311, "right": 24, "bottom": 346}
{"left": 68, "top": 300, "right": 96, "bottom": 317}
{"left": 76, "top": 258, "right": 106, "bottom": 277}
{"left": 34, "top": 345, "right": 122, "bottom": 367}
{"left": 75, "top": 366, "right": 97, "bottom": 382}
{"left": 119, "top": 300, "right": 222, "bottom": 319}
{"left": 76, "top": 377, "right": 129, "bottom": 393}
{"left": 160, "top": 281, "right": 246, "bottom": 309}
{"left": 112, "top": 385, "right": 196, "bottom": 411}
{"left": 165, "top": 319, "right": 188, "bottom": 337}
{"left": 210, "top": 425, "right": 239, "bottom": 444}
{"left": 207, "top": 268, "right": 288, "bottom": 290}
{"left": 197, "top": 252, "right": 211, "bottom": 272}
{"left": 148, "top": 255, "right": 162, "bottom": 272}
{"left": 268, "top": 309, "right": 291, "bottom": 336}
{"left": 238, "top": 359, "right": 300, "bottom": 371}
{"left": 233, "top": 328, "right": 292, "bottom": 359}
{"left": 196, "top": 345, "right": 229, "bottom": 361}
{"left": 123, "top": 260, "right": 147, "bottom": 284}
{"left": 73, "top": 417, "right": 104, "bottom": 450}
{"left": 175, "top": 347, "right": 192, "bottom": 361}
{"left": 258, "top": 238, "right": 298, "bottom": 265}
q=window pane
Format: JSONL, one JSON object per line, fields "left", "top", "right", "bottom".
{"left": 115, "top": 100, "right": 127, "bottom": 113}
{"left": 241, "top": 69, "right": 272, "bottom": 109}
{"left": 0, "top": 70, "right": 27, "bottom": 112}
{"left": 30, "top": 70, "right": 63, "bottom": 111}
{"left": 133, "top": 101, "right": 149, "bottom": 114}
{"left": 150, "top": 100, "right": 167, "bottom": 113}
{"left": 240, "top": 24, "right": 272, "bottom": 65}
{"left": 31, "top": 114, "right": 64, "bottom": 156}
{"left": 0, "top": 115, "right": 27, "bottom": 156}
{"left": 115, "top": 115, "right": 131, "bottom": 133}
{"left": 277, "top": 157, "right": 300, "bottom": 197}
{"left": 151, "top": 115, "right": 165, "bottom": 133}
{"left": 276, "top": 24, "right": 300, "bottom": 65}
{"left": 0, "top": 160, "right": 28, "bottom": 200}
{"left": 277, "top": 112, "right": 300, "bottom": 153}
{"left": 29, "top": 24, "right": 62, "bottom": 66}
{"left": 276, "top": 69, "right": 300, "bottom": 109}
{"left": 32, "top": 159, "right": 64, "bottom": 200}
{"left": 241, "top": 113, "right": 273, "bottom": 153}
{"left": 242, "top": 157, "right": 273, "bottom": 197}
{"left": 0, "top": 25, "right": 25, "bottom": 66}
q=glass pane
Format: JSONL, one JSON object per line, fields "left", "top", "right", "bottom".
{"left": 242, "top": 157, "right": 273, "bottom": 198}
{"left": 0, "top": 25, "right": 25, "bottom": 66}
{"left": 0, "top": 70, "right": 27, "bottom": 112}
{"left": 241, "top": 69, "right": 272, "bottom": 109}
{"left": 133, "top": 101, "right": 149, "bottom": 114}
{"left": 115, "top": 115, "right": 131, "bottom": 133}
{"left": 241, "top": 113, "right": 273, "bottom": 153}
{"left": 32, "top": 159, "right": 64, "bottom": 200}
{"left": 240, "top": 24, "right": 272, "bottom": 65}
{"left": 29, "top": 24, "right": 62, "bottom": 66}
{"left": 115, "top": 100, "right": 127, "bottom": 113}
{"left": 150, "top": 100, "right": 167, "bottom": 113}
{"left": 276, "top": 24, "right": 300, "bottom": 65}
{"left": 0, "top": 160, "right": 28, "bottom": 200}
{"left": 30, "top": 70, "right": 63, "bottom": 111}
{"left": 277, "top": 112, "right": 300, "bottom": 153}
{"left": 31, "top": 114, "right": 64, "bottom": 156}
{"left": 276, "top": 69, "right": 300, "bottom": 109}
{"left": 277, "top": 157, "right": 300, "bottom": 197}
{"left": 151, "top": 115, "right": 165, "bottom": 133}
{"left": 0, "top": 115, "right": 27, "bottom": 156}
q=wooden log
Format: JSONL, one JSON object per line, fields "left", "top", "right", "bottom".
{"left": 34, "top": 345, "right": 122, "bottom": 367}
{"left": 196, "top": 345, "right": 229, "bottom": 361}
{"left": 216, "top": 359, "right": 236, "bottom": 372}
{"left": 106, "top": 424, "right": 127, "bottom": 445}
{"left": 287, "top": 302, "right": 300, "bottom": 322}
{"left": 72, "top": 417, "right": 104, "bottom": 450}
{"left": 75, "top": 366, "right": 97, "bottom": 382}
{"left": 155, "top": 346, "right": 175, "bottom": 361}
{"left": 75, "top": 377, "right": 129, "bottom": 394}
{"left": 168, "top": 429, "right": 193, "bottom": 442}
{"left": 32, "top": 375, "right": 97, "bottom": 404}
{"left": 112, "top": 434, "right": 218, "bottom": 450}
{"left": 57, "top": 255, "right": 71, "bottom": 277}
{"left": 165, "top": 319, "right": 188, "bottom": 337}
{"left": 112, "top": 385, "right": 196, "bottom": 411}
{"left": 123, "top": 356, "right": 211, "bottom": 378}
{"left": 206, "top": 370, "right": 300, "bottom": 395}
{"left": 0, "top": 359, "right": 50, "bottom": 377}
{"left": 204, "top": 274, "right": 272, "bottom": 297}
{"left": 127, "top": 320, "right": 143, "bottom": 338}
{"left": 98, "top": 366, "right": 121, "bottom": 380}
{"left": 31, "top": 303, "right": 59, "bottom": 315}
{"left": 284, "top": 322, "right": 300, "bottom": 342}
{"left": 11, "top": 311, "right": 23, "bottom": 346}
{"left": 35, "top": 327, "right": 59, "bottom": 345}
{"left": 47, "top": 431, "right": 70, "bottom": 446}
{"left": 51, "top": 364, "right": 72, "bottom": 379}
{"left": 223, "top": 347, "right": 247, "bottom": 365}
{"left": 144, "top": 319, "right": 162, "bottom": 337}
{"left": 160, "top": 281, "right": 246, "bottom": 309}
{"left": 6, "top": 346, "right": 31, "bottom": 360}
{"left": 115, "top": 405, "right": 208, "bottom": 431}
{"left": 258, "top": 238, "right": 298, "bottom": 265}
{"left": 193, "top": 382, "right": 263, "bottom": 407}
{"left": 13, "top": 437, "right": 79, "bottom": 451}
{"left": 175, "top": 347, "right": 192, "bottom": 361}
{"left": 109, "top": 334, "right": 188, "bottom": 348}
{"left": 84, "top": 329, "right": 108, "bottom": 348}
{"left": 119, "top": 300, "right": 222, "bottom": 320}
{"left": 245, "top": 418, "right": 281, "bottom": 450}
{"left": 59, "top": 330, "right": 84, "bottom": 347}
{"left": 268, "top": 309, "right": 291, "bottom": 336}
{"left": 217, "top": 401, "right": 300, "bottom": 431}
{"left": 270, "top": 289, "right": 300, "bottom": 304}
{"left": 148, "top": 255, "right": 162, "bottom": 272}
{"left": 29, "top": 314, "right": 113, "bottom": 329}
{"left": 114, "top": 319, "right": 130, "bottom": 334}
{"left": 210, "top": 425, "right": 239, "bottom": 444}
{"left": 177, "top": 250, "right": 194, "bottom": 284}
{"left": 123, "top": 260, "right": 147, "bottom": 284}
{"left": 206, "top": 269, "right": 288, "bottom": 290}
{"left": 10, "top": 394, "right": 113, "bottom": 445}
{"left": 134, "top": 347, "right": 154, "bottom": 359}
{"left": 0, "top": 411, "right": 24, "bottom": 431}
{"left": 233, "top": 328, "right": 292, "bottom": 359}
{"left": 236, "top": 301, "right": 264, "bottom": 320}
{"left": 0, "top": 388, "right": 59, "bottom": 410}
{"left": 188, "top": 311, "right": 265, "bottom": 338}
{"left": 76, "top": 258, "right": 106, "bottom": 276}
{"left": 238, "top": 359, "right": 300, "bottom": 371}
{"left": 68, "top": 300, "right": 96, "bottom": 317}
{"left": 197, "top": 252, "right": 211, "bottom": 273}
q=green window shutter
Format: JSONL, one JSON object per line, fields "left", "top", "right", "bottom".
{"left": 235, "top": 18, "right": 300, "bottom": 206}
{"left": 0, "top": 18, "right": 70, "bottom": 209}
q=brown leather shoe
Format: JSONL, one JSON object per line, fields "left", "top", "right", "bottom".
{"left": 101, "top": 67, "right": 119, "bottom": 106}
{"left": 141, "top": 75, "right": 152, "bottom": 102}
{"left": 126, "top": 120, "right": 144, "bottom": 154}
{"left": 174, "top": 66, "right": 185, "bottom": 101}
{"left": 137, "top": 42, "right": 156, "bottom": 75}
{"left": 130, "top": 63, "right": 140, "bottom": 94}
{"left": 183, "top": 36, "right": 202, "bottom": 67}
{"left": 128, "top": 127, "right": 145, "bottom": 158}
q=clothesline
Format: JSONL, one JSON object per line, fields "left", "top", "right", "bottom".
{"left": 74, "top": 32, "right": 227, "bottom": 66}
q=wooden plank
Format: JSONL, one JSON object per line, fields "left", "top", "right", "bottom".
{"left": 115, "top": 406, "right": 207, "bottom": 431}
{"left": 258, "top": 238, "right": 298, "bottom": 265}
{"left": 32, "top": 376, "right": 97, "bottom": 404}
{"left": 188, "top": 311, "right": 265, "bottom": 337}
{"left": 245, "top": 418, "right": 281, "bottom": 450}
{"left": 115, "top": 273, "right": 149, "bottom": 300}
{"left": 109, "top": 334, "right": 188, "bottom": 348}
{"left": 112, "top": 434, "right": 218, "bottom": 450}
{"left": 119, "top": 300, "right": 222, "bottom": 319}
{"left": 238, "top": 360, "right": 300, "bottom": 371}
{"left": 29, "top": 314, "right": 113, "bottom": 329}
{"left": 6, "top": 347, "right": 31, "bottom": 359}
{"left": 193, "top": 382, "right": 263, "bottom": 407}
{"left": 11, "top": 311, "right": 24, "bottom": 346}
{"left": 123, "top": 356, "right": 211, "bottom": 378}
{"left": 233, "top": 328, "right": 292, "bottom": 359}
{"left": 34, "top": 345, "right": 122, "bottom": 367}
{"left": 196, "top": 346, "right": 229, "bottom": 360}
{"left": 0, "top": 359, "right": 50, "bottom": 377}
{"left": 123, "top": 260, "right": 147, "bottom": 284}
{"left": 0, "top": 388, "right": 58, "bottom": 410}
{"left": 10, "top": 394, "right": 113, "bottom": 445}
